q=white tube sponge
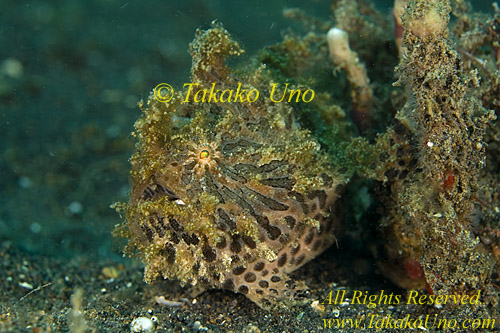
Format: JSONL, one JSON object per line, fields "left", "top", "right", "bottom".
{"left": 327, "top": 28, "right": 351, "bottom": 66}
{"left": 327, "top": 27, "right": 373, "bottom": 132}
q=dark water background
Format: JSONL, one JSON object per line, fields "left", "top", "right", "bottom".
{"left": 0, "top": 0, "right": 495, "bottom": 260}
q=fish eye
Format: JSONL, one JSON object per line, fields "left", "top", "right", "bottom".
{"left": 200, "top": 149, "right": 210, "bottom": 159}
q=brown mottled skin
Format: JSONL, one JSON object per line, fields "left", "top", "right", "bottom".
{"left": 116, "top": 24, "right": 345, "bottom": 309}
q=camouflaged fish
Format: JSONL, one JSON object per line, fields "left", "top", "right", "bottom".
{"left": 115, "top": 24, "right": 345, "bottom": 309}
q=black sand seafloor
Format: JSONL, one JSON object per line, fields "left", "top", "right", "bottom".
{"left": 1, "top": 1, "right": 500, "bottom": 332}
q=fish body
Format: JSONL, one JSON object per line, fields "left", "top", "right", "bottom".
{"left": 118, "top": 24, "right": 344, "bottom": 309}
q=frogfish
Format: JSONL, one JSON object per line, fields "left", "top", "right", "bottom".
{"left": 115, "top": 24, "right": 345, "bottom": 309}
